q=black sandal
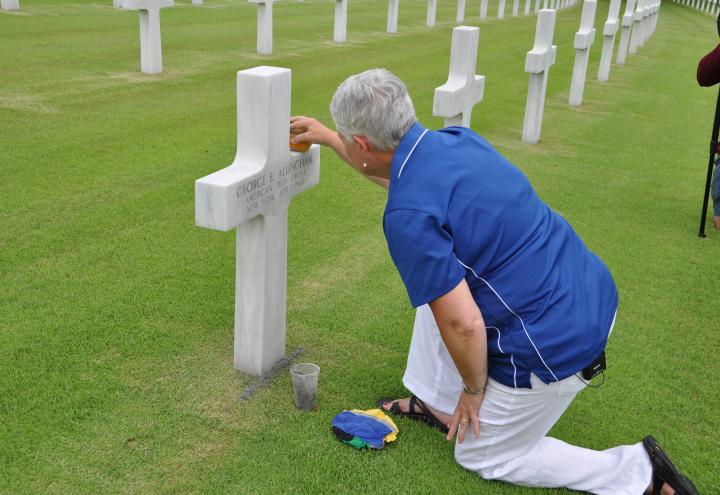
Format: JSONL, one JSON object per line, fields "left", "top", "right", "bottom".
{"left": 642, "top": 436, "right": 699, "bottom": 495}
{"left": 376, "top": 395, "right": 449, "bottom": 434}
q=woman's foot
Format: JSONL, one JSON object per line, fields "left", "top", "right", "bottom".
{"left": 646, "top": 481, "right": 675, "bottom": 495}
{"left": 380, "top": 397, "right": 453, "bottom": 425}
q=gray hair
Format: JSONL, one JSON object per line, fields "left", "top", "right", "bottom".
{"left": 330, "top": 68, "right": 417, "bottom": 151}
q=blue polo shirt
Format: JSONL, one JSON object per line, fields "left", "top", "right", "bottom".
{"left": 383, "top": 123, "right": 618, "bottom": 388}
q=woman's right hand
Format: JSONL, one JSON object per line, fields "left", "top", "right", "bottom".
{"left": 290, "top": 116, "right": 337, "bottom": 147}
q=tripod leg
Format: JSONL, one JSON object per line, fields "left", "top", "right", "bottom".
{"left": 699, "top": 87, "right": 720, "bottom": 237}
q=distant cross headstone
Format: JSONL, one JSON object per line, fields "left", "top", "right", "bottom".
{"left": 480, "top": 0, "right": 488, "bottom": 18}
{"left": 524, "top": 0, "right": 531, "bottom": 15}
{"left": 457, "top": 0, "right": 466, "bottom": 21}
{"left": 615, "top": 0, "right": 636, "bottom": 64}
{"left": 498, "top": 0, "right": 506, "bottom": 17}
{"left": 522, "top": 9, "right": 557, "bottom": 144}
{"left": 192, "top": 0, "right": 202, "bottom": 5}
{"left": 249, "top": 0, "right": 273, "bottom": 55}
{"left": 387, "top": 0, "right": 398, "bottom": 33}
{"left": 427, "top": 0, "right": 437, "bottom": 26}
{"left": 124, "top": 0, "right": 172, "bottom": 75}
{"left": 334, "top": 0, "right": 347, "bottom": 42}
{"left": 195, "top": 66, "right": 321, "bottom": 376}
{"left": 638, "top": 0, "right": 651, "bottom": 47}
{"left": 1, "top": 0, "right": 19, "bottom": 9}
{"left": 535, "top": 0, "right": 540, "bottom": 13}
{"left": 643, "top": 0, "right": 652, "bottom": 40}
{"left": 597, "top": 0, "right": 620, "bottom": 81}
{"left": 512, "top": 0, "right": 520, "bottom": 15}
{"left": 568, "top": 0, "right": 596, "bottom": 106}
{"left": 112, "top": 0, "right": 123, "bottom": 9}
{"left": 628, "top": 0, "right": 643, "bottom": 55}
{"left": 433, "top": 26, "right": 485, "bottom": 128}
{"left": 654, "top": 1, "right": 660, "bottom": 31}
{"left": 651, "top": 1, "right": 659, "bottom": 37}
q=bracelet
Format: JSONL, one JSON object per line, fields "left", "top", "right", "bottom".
{"left": 462, "top": 383, "right": 486, "bottom": 396}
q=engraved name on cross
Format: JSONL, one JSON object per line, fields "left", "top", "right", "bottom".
{"left": 433, "top": 26, "right": 485, "bottom": 128}
{"left": 195, "top": 67, "right": 320, "bottom": 375}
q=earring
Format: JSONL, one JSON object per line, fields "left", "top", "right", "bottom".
{"left": 362, "top": 163, "right": 367, "bottom": 168}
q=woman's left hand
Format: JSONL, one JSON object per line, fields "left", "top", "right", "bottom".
{"left": 446, "top": 391, "right": 484, "bottom": 444}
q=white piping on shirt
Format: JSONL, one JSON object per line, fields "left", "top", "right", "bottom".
{"left": 457, "top": 259, "right": 560, "bottom": 382}
{"left": 488, "top": 325, "right": 518, "bottom": 388}
{"left": 397, "top": 129, "right": 429, "bottom": 179}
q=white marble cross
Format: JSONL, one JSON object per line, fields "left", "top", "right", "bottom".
{"left": 512, "top": 0, "right": 520, "bottom": 15}
{"left": 615, "top": 0, "right": 636, "bottom": 64}
{"left": 522, "top": 9, "right": 557, "bottom": 144}
{"left": 597, "top": 0, "right": 620, "bottom": 81}
{"left": 124, "top": 0, "right": 172, "bottom": 75}
{"left": 334, "top": 0, "right": 347, "bottom": 42}
{"left": 433, "top": 26, "right": 485, "bottom": 128}
{"left": 249, "top": 0, "right": 273, "bottom": 55}
{"left": 195, "top": 67, "right": 320, "bottom": 376}
{"left": 457, "top": 0, "right": 466, "bottom": 21}
{"left": 638, "top": 0, "right": 651, "bottom": 47}
{"left": 387, "top": 0, "right": 398, "bottom": 33}
{"left": 628, "top": 0, "right": 644, "bottom": 55}
{"left": 524, "top": 0, "right": 531, "bottom": 15}
{"left": 427, "top": 0, "right": 437, "bottom": 26}
{"left": 498, "top": 0, "right": 506, "bottom": 18}
{"left": 648, "top": 0, "right": 659, "bottom": 41}
{"left": 1, "top": 0, "right": 19, "bottom": 9}
{"left": 480, "top": 0, "right": 488, "bottom": 19}
{"left": 568, "top": 0, "right": 596, "bottom": 106}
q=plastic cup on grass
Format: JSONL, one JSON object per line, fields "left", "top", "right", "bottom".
{"left": 290, "top": 363, "right": 320, "bottom": 411}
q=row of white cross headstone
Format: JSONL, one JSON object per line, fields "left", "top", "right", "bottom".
{"left": 674, "top": 0, "right": 720, "bottom": 15}
{"left": 523, "top": 0, "right": 659, "bottom": 142}
{"left": 195, "top": 0, "right": 661, "bottom": 374}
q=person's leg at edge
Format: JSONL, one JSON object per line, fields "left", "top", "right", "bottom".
{"left": 388, "top": 304, "right": 657, "bottom": 495}
{"left": 712, "top": 155, "right": 720, "bottom": 229}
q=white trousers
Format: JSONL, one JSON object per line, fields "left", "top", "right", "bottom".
{"left": 402, "top": 304, "right": 653, "bottom": 495}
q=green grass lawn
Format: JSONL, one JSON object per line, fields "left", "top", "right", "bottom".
{"left": 1, "top": 0, "right": 719, "bottom": 493}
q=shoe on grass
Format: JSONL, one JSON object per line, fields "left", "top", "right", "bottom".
{"left": 642, "top": 435, "right": 699, "bottom": 495}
